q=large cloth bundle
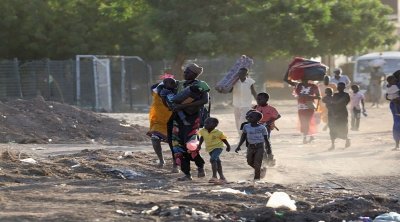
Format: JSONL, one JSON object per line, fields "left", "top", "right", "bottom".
{"left": 287, "top": 57, "right": 328, "bottom": 81}
{"left": 368, "top": 58, "right": 385, "bottom": 67}
{"left": 215, "top": 55, "right": 254, "bottom": 93}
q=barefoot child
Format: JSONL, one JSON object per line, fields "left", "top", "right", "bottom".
{"left": 235, "top": 111, "right": 270, "bottom": 181}
{"left": 198, "top": 117, "right": 231, "bottom": 184}
{"left": 350, "top": 84, "right": 366, "bottom": 131}
{"left": 253, "top": 92, "right": 280, "bottom": 166}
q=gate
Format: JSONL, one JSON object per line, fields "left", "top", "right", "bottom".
{"left": 76, "top": 55, "right": 152, "bottom": 112}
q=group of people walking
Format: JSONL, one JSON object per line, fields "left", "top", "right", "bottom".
{"left": 147, "top": 64, "right": 280, "bottom": 183}
{"left": 285, "top": 66, "right": 400, "bottom": 151}
{"left": 147, "top": 62, "right": 400, "bottom": 184}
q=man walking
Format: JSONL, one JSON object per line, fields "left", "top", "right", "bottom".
{"left": 232, "top": 68, "right": 257, "bottom": 135}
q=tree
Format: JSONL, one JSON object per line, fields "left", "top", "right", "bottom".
{"left": 0, "top": 0, "right": 53, "bottom": 59}
{"left": 0, "top": 0, "right": 151, "bottom": 59}
{"left": 146, "top": 0, "right": 397, "bottom": 76}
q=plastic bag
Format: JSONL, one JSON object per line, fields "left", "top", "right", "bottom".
{"left": 266, "top": 192, "right": 297, "bottom": 211}
{"left": 186, "top": 139, "right": 199, "bottom": 151}
{"left": 373, "top": 212, "right": 400, "bottom": 222}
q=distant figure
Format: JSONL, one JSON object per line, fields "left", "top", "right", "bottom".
{"left": 253, "top": 92, "right": 280, "bottom": 167}
{"left": 350, "top": 84, "right": 366, "bottom": 131}
{"left": 198, "top": 117, "right": 231, "bottom": 184}
{"left": 368, "top": 66, "right": 386, "bottom": 107}
{"left": 232, "top": 68, "right": 257, "bottom": 135}
{"left": 235, "top": 111, "right": 270, "bottom": 181}
{"left": 293, "top": 79, "right": 321, "bottom": 144}
{"left": 325, "top": 82, "right": 351, "bottom": 150}
{"left": 330, "top": 68, "right": 351, "bottom": 88}
{"left": 385, "top": 75, "right": 400, "bottom": 116}
{"left": 318, "top": 75, "right": 337, "bottom": 131}
{"left": 389, "top": 70, "right": 400, "bottom": 150}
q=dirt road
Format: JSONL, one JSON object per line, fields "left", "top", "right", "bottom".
{"left": 0, "top": 100, "right": 399, "bottom": 221}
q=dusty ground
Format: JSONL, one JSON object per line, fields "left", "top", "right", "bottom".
{"left": 0, "top": 98, "right": 399, "bottom": 221}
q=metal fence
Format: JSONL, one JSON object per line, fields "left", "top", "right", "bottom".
{"left": 0, "top": 56, "right": 292, "bottom": 112}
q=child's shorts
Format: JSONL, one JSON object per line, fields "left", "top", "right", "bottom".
{"left": 209, "top": 148, "right": 223, "bottom": 162}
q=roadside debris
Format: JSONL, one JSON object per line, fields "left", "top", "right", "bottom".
{"left": 211, "top": 188, "right": 247, "bottom": 195}
{"left": 105, "top": 168, "right": 144, "bottom": 179}
{"left": 266, "top": 191, "right": 297, "bottom": 211}
{"left": 20, "top": 158, "right": 37, "bottom": 164}
{"left": 373, "top": 212, "right": 400, "bottom": 222}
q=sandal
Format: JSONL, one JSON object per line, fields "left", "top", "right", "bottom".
{"left": 214, "top": 179, "right": 228, "bottom": 185}
{"left": 208, "top": 177, "right": 219, "bottom": 183}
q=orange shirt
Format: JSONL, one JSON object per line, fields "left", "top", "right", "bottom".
{"left": 254, "top": 104, "right": 279, "bottom": 125}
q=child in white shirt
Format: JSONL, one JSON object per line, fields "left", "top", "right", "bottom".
{"left": 350, "top": 85, "right": 366, "bottom": 131}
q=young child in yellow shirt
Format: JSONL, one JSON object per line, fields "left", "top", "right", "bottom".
{"left": 198, "top": 117, "right": 231, "bottom": 184}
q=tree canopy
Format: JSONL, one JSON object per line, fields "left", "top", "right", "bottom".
{"left": 0, "top": 0, "right": 397, "bottom": 72}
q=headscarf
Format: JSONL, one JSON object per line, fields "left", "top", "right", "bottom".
{"left": 186, "top": 63, "right": 203, "bottom": 75}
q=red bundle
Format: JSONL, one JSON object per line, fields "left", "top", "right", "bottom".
{"left": 287, "top": 57, "right": 328, "bottom": 81}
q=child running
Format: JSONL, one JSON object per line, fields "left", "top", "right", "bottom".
{"left": 235, "top": 110, "right": 270, "bottom": 181}
{"left": 350, "top": 84, "right": 366, "bottom": 131}
{"left": 253, "top": 92, "right": 280, "bottom": 166}
{"left": 198, "top": 117, "right": 231, "bottom": 184}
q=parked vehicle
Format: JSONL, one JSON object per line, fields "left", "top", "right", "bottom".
{"left": 353, "top": 51, "right": 400, "bottom": 91}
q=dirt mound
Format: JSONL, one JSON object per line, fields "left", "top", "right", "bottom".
{"left": 0, "top": 97, "right": 149, "bottom": 145}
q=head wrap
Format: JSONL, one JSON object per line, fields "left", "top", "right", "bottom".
{"left": 186, "top": 63, "right": 203, "bottom": 75}
{"left": 159, "top": 73, "right": 175, "bottom": 80}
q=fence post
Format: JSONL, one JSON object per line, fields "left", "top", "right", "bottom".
{"left": 76, "top": 56, "right": 81, "bottom": 106}
{"left": 13, "top": 58, "right": 22, "bottom": 98}
{"left": 121, "top": 57, "right": 126, "bottom": 103}
{"left": 46, "top": 58, "right": 51, "bottom": 100}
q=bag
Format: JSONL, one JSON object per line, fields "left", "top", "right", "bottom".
{"left": 215, "top": 55, "right": 254, "bottom": 93}
{"left": 287, "top": 57, "right": 328, "bottom": 81}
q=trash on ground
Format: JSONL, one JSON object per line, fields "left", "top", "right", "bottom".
{"left": 20, "top": 158, "right": 37, "bottom": 164}
{"left": 31, "top": 147, "right": 46, "bottom": 150}
{"left": 116, "top": 209, "right": 129, "bottom": 216}
{"left": 266, "top": 191, "right": 297, "bottom": 211}
{"left": 106, "top": 168, "right": 144, "bottom": 179}
{"left": 167, "top": 189, "right": 180, "bottom": 193}
{"left": 211, "top": 188, "right": 247, "bottom": 195}
{"left": 159, "top": 206, "right": 181, "bottom": 217}
{"left": 354, "top": 216, "right": 372, "bottom": 222}
{"left": 141, "top": 205, "right": 159, "bottom": 215}
{"left": 71, "top": 164, "right": 81, "bottom": 168}
{"left": 123, "top": 151, "right": 134, "bottom": 158}
{"left": 373, "top": 212, "right": 400, "bottom": 222}
{"left": 191, "top": 208, "right": 210, "bottom": 220}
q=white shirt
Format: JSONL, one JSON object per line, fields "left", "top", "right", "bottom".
{"left": 386, "top": 85, "right": 400, "bottom": 100}
{"left": 232, "top": 77, "right": 255, "bottom": 107}
{"left": 330, "top": 75, "right": 351, "bottom": 87}
{"left": 350, "top": 91, "right": 365, "bottom": 110}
